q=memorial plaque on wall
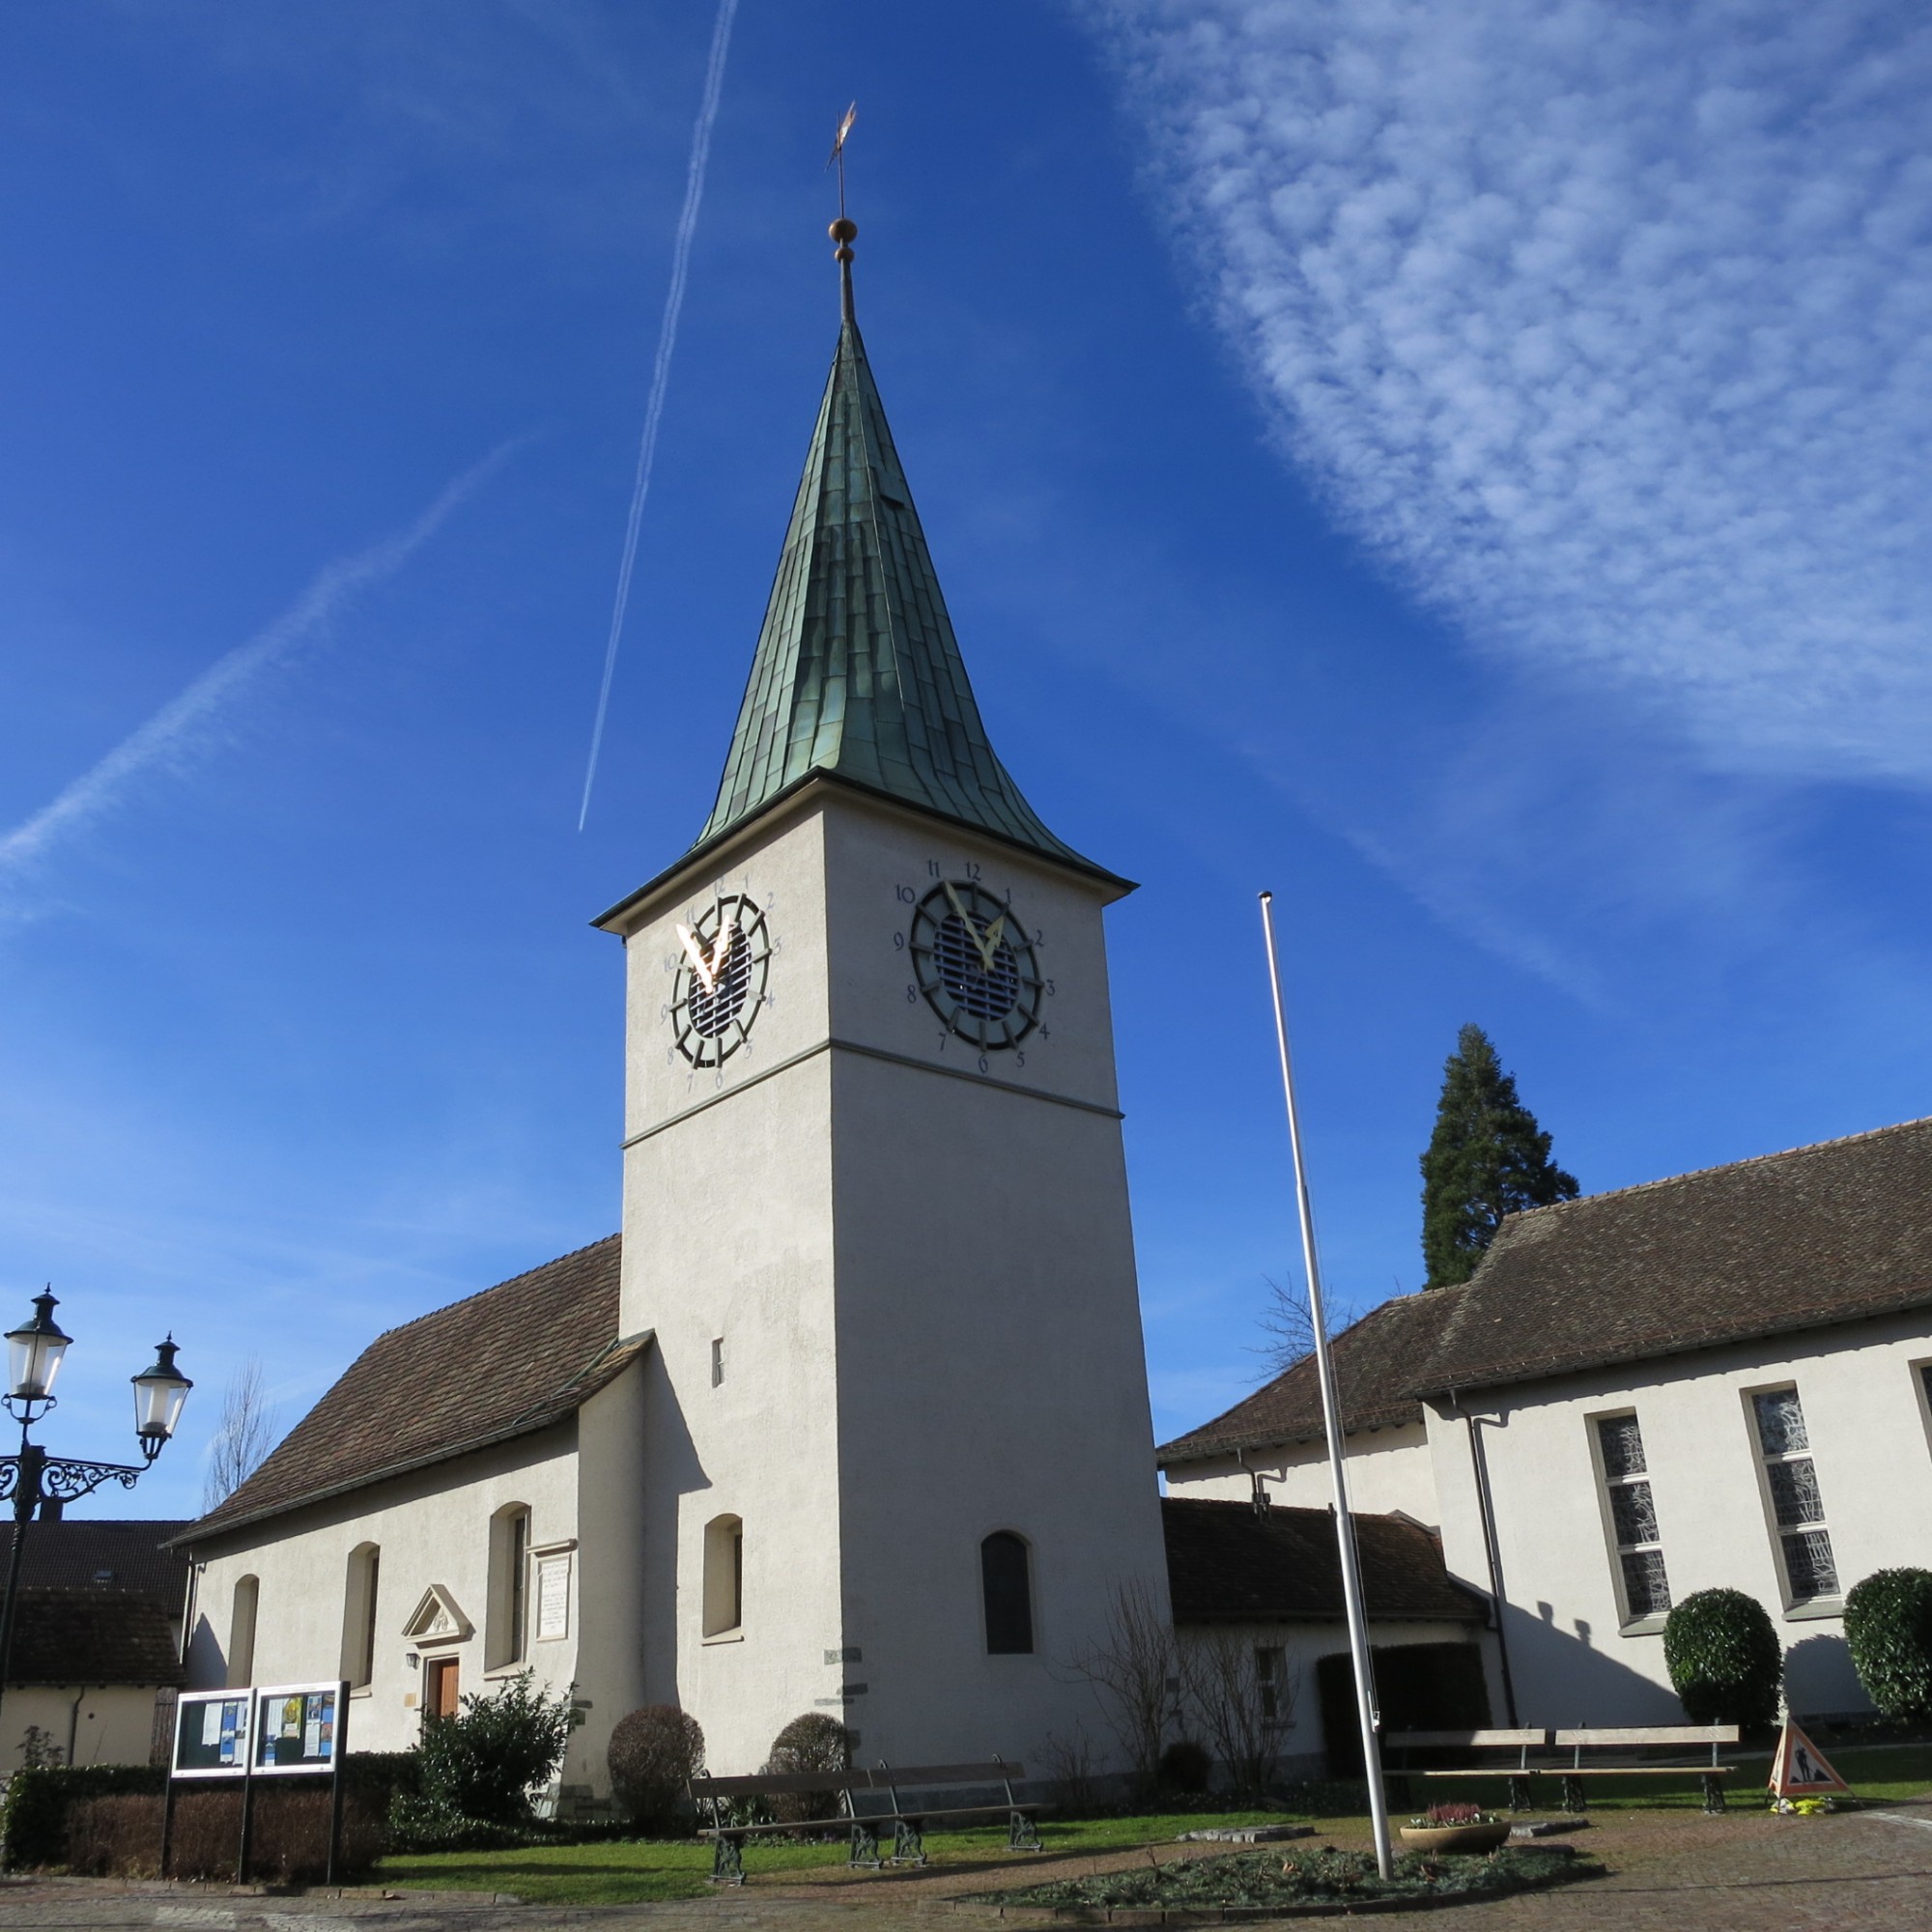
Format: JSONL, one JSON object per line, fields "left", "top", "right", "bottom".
{"left": 536, "top": 1552, "right": 571, "bottom": 1640}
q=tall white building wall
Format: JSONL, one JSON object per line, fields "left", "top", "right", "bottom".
{"left": 614, "top": 784, "right": 1170, "bottom": 1772}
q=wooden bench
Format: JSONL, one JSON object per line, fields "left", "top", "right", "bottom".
{"left": 691, "top": 1757, "right": 1041, "bottom": 1884}
{"left": 1551, "top": 1726, "right": 1739, "bottom": 1815}
{"left": 1384, "top": 1728, "right": 1551, "bottom": 1812}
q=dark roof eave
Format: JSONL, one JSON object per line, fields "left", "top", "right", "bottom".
{"left": 1173, "top": 1607, "right": 1483, "bottom": 1625}
{"left": 592, "top": 769, "right": 1133, "bottom": 934}
{"left": 173, "top": 1335, "right": 651, "bottom": 1550}
{"left": 1410, "top": 1283, "right": 1932, "bottom": 1402}
{"left": 1157, "top": 1407, "right": 1424, "bottom": 1467}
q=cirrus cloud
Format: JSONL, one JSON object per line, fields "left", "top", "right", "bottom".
{"left": 1083, "top": 0, "right": 1932, "bottom": 781}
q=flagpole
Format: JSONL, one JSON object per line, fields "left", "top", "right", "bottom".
{"left": 1258, "top": 891, "right": 1395, "bottom": 1879}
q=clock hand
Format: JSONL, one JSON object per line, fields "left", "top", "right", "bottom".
{"left": 702, "top": 916, "right": 739, "bottom": 985}
{"left": 942, "top": 879, "right": 999, "bottom": 973}
{"left": 676, "top": 923, "right": 718, "bottom": 994}
{"left": 980, "top": 915, "right": 1008, "bottom": 968}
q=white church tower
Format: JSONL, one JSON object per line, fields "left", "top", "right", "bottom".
{"left": 593, "top": 222, "right": 1170, "bottom": 1773}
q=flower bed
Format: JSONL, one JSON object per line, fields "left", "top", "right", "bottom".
{"left": 976, "top": 1843, "right": 1601, "bottom": 1918}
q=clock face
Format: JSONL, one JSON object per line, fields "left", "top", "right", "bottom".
{"left": 909, "top": 879, "right": 1043, "bottom": 1050}
{"left": 669, "top": 893, "right": 772, "bottom": 1068}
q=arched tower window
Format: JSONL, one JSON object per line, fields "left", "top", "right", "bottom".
{"left": 980, "top": 1532, "right": 1034, "bottom": 1654}
{"left": 340, "top": 1543, "right": 382, "bottom": 1689}
{"left": 226, "top": 1575, "right": 259, "bottom": 1688}
{"left": 487, "top": 1504, "right": 531, "bottom": 1668}
{"left": 702, "top": 1514, "right": 743, "bottom": 1637}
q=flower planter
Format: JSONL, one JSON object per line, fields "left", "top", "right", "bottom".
{"left": 1399, "top": 1822, "right": 1512, "bottom": 1854}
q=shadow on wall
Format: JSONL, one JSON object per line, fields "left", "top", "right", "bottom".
{"left": 641, "top": 1350, "right": 707, "bottom": 1716}
{"left": 1783, "top": 1633, "right": 1868, "bottom": 1719}
{"left": 1505, "top": 1600, "right": 1684, "bottom": 1728}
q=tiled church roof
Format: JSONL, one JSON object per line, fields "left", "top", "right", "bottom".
{"left": 184, "top": 1236, "right": 639, "bottom": 1545}
{"left": 1162, "top": 1498, "right": 1484, "bottom": 1624}
{"left": 1163, "top": 1115, "right": 1932, "bottom": 1462}
{"left": 1417, "top": 1114, "right": 1932, "bottom": 1396}
{"left": 1157, "top": 1291, "right": 1453, "bottom": 1465}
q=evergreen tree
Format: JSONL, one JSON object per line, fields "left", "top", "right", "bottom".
{"left": 1420, "top": 1024, "right": 1577, "bottom": 1287}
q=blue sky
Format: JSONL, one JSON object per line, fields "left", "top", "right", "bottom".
{"left": 4, "top": 1, "right": 1932, "bottom": 1517}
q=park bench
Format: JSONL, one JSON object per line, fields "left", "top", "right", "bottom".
{"left": 1383, "top": 1728, "right": 1551, "bottom": 1811}
{"left": 1550, "top": 1725, "right": 1739, "bottom": 1814}
{"left": 690, "top": 1757, "right": 1041, "bottom": 1884}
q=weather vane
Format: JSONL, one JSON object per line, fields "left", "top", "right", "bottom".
{"left": 827, "top": 102, "right": 858, "bottom": 320}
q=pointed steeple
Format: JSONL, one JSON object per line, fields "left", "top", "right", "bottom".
{"left": 694, "top": 222, "right": 1113, "bottom": 883}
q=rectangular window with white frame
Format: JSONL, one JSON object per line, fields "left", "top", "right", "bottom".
{"left": 1751, "top": 1386, "right": 1838, "bottom": 1604}
{"left": 1594, "top": 1413, "right": 1670, "bottom": 1622}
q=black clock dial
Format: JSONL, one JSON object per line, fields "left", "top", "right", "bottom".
{"left": 909, "top": 880, "right": 1042, "bottom": 1050}
{"left": 670, "top": 893, "right": 772, "bottom": 1067}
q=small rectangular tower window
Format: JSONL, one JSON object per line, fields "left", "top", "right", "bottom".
{"left": 710, "top": 1337, "right": 724, "bottom": 1388}
{"left": 1752, "top": 1388, "right": 1838, "bottom": 1602}
{"left": 1595, "top": 1414, "right": 1670, "bottom": 1621}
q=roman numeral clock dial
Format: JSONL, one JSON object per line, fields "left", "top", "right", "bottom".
{"left": 668, "top": 892, "right": 772, "bottom": 1068}
{"left": 906, "top": 877, "right": 1045, "bottom": 1053}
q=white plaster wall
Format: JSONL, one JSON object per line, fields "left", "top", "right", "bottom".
{"left": 617, "top": 808, "right": 844, "bottom": 1772}
{"left": 1425, "top": 1311, "right": 1932, "bottom": 1727}
{"left": 4, "top": 1686, "right": 162, "bottom": 1770}
{"left": 185, "top": 1424, "right": 585, "bottom": 1769}
{"left": 1167, "top": 1426, "right": 1437, "bottom": 1523}
{"left": 574, "top": 1364, "right": 649, "bottom": 1789}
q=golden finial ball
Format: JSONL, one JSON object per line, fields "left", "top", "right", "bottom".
{"left": 829, "top": 217, "right": 858, "bottom": 243}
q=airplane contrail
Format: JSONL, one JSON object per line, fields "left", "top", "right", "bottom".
{"left": 0, "top": 440, "right": 518, "bottom": 893}
{"left": 577, "top": 0, "right": 741, "bottom": 832}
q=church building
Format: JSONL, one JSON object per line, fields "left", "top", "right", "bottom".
{"left": 179, "top": 227, "right": 1180, "bottom": 1790}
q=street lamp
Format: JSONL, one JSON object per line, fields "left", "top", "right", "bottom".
{"left": 0, "top": 1291, "right": 190, "bottom": 1749}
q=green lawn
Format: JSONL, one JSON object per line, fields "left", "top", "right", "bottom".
{"left": 375, "top": 1811, "right": 1289, "bottom": 1906}
{"left": 375, "top": 1747, "right": 1932, "bottom": 1907}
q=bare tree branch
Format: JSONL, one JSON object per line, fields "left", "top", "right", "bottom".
{"left": 1180, "top": 1630, "right": 1297, "bottom": 1789}
{"left": 1068, "top": 1579, "right": 1178, "bottom": 1791}
{"left": 202, "top": 1358, "right": 277, "bottom": 1512}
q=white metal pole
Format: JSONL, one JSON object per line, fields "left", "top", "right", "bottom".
{"left": 1258, "top": 891, "right": 1395, "bottom": 1879}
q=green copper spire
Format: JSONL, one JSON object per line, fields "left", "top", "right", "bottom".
{"left": 695, "top": 226, "right": 1109, "bottom": 880}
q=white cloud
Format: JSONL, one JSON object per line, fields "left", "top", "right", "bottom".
{"left": 0, "top": 441, "right": 517, "bottom": 901}
{"left": 1084, "top": 0, "right": 1932, "bottom": 781}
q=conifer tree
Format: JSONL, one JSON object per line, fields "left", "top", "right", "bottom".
{"left": 1420, "top": 1024, "right": 1577, "bottom": 1288}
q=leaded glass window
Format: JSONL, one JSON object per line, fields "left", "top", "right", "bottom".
{"left": 1752, "top": 1386, "right": 1837, "bottom": 1601}
{"left": 1595, "top": 1413, "right": 1670, "bottom": 1620}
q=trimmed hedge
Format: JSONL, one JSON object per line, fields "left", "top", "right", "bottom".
{"left": 1663, "top": 1588, "right": 1781, "bottom": 1731}
{"left": 1845, "top": 1569, "right": 1932, "bottom": 1719}
{"left": 1, "top": 1752, "right": 420, "bottom": 1873}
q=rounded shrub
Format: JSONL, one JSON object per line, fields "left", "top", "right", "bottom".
{"left": 1662, "top": 1588, "right": 1781, "bottom": 1731}
{"left": 762, "top": 1712, "right": 854, "bottom": 1825}
{"left": 608, "top": 1705, "right": 706, "bottom": 1834}
{"left": 1844, "top": 1569, "right": 1932, "bottom": 1719}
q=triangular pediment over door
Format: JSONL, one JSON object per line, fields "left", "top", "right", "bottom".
{"left": 401, "top": 1582, "right": 473, "bottom": 1647}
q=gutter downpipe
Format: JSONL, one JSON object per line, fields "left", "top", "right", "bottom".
{"left": 1454, "top": 1392, "right": 1520, "bottom": 1728}
{"left": 1258, "top": 893, "right": 1394, "bottom": 1881}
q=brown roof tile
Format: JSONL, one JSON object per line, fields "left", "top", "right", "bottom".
{"left": 0, "top": 1520, "right": 189, "bottom": 1603}
{"left": 7, "top": 1590, "right": 185, "bottom": 1687}
{"left": 1162, "top": 1497, "right": 1484, "bottom": 1624}
{"left": 1157, "top": 1291, "right": 1456, "bottom": 1466}
{"left": 183, "top": 1236, "right": 639, "bottom": 1544}
{"left": 1417, "top": 1116, "right": 1932, "bottom": 1395}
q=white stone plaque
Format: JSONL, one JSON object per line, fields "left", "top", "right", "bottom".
{"left": 536, "top": 1553, "right": 571, "bottom": 1640}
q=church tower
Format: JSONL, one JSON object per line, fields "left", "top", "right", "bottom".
{"left": 594, "top": 224, "right": 1170, "bottom": 1773}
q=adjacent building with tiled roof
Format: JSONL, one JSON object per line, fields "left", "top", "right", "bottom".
{"left": 2, "top": 1520, "right": 190, "bottom": 1769}
{"left": 1164, "top": 1115, "right": 1932, "bottom": 1741}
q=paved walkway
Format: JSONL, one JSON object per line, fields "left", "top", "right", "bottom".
{"left": 4, "top": 1803, "right": 1932, "bottom": 1931}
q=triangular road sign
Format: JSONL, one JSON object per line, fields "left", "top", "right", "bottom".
{"left": 1768, "top": 1719, "right": 1850, "bottom": 1797}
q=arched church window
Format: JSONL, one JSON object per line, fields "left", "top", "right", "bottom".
{"left": 703, "top": 1514, "right": 743, "bottom": 1637}
{"left": 340, "top": 1543, "right": 382, "bottom": 1689}
{"left": 487, "top": 1505, "right": 531, "bottom": 1668}
{"left": 226, "top": 1575, "right": 259, "bottom": 1688}
{"left": 980, "top": 1532, "right": 1034, "bottom": 1655}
